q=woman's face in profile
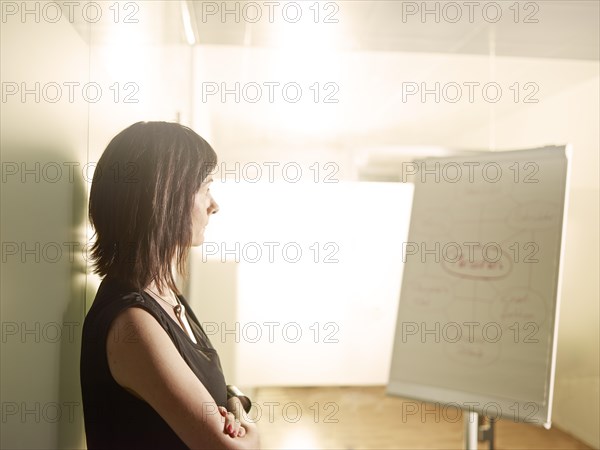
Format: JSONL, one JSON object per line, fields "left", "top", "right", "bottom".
{"left": 191, "top": 176, "right": 219, "bottom": 246}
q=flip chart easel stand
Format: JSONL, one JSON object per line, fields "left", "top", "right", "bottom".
{"left": 464, "top": 411, "right": 495, "bottom": 450}
{"left": 464, "top": 410, "right": 478, "bottom": 450}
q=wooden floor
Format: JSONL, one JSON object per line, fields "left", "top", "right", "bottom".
{"left": 250, "top": 386, "right": 592, "bottom": 450}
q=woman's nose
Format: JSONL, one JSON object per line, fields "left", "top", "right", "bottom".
{"left": 209, "top": 199, "right": 219, "bottom": 215}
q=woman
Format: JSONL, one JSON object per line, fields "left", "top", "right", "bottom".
{"left": 80, "top": 121, "right": 260, "bottom": 449}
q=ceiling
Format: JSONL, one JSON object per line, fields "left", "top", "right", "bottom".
{"left": 189, "top": 0, "right": 600, "bottom": 60}
{"left": 74, "top": 1, "right": 600, "bottom": 60}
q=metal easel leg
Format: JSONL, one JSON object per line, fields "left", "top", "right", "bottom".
{"left": 464, "top": 410, "right": 478, "bottom": 450}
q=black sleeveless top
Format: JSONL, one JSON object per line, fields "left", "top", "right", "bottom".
{"left": 80, "top": 276, "right": 228, "bottom": 449}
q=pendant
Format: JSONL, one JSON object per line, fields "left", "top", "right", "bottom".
{"left": 174, "top": 302, "right": 198, "bottom": 344}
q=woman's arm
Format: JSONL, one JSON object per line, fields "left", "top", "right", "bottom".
{"left": 106, "top": 306, "right": 260, "bottom": 450}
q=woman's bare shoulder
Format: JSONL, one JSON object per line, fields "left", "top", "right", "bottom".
{"left": 106, "top": 306, "right": 166, "bottom": 389}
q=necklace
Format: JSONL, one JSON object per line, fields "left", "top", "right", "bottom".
{"left": 146, "top": 287, "right": 198, "bottom": 344}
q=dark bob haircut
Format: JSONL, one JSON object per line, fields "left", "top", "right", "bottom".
{"left": 88, "top": 121, "right": 217, "bottom": 295}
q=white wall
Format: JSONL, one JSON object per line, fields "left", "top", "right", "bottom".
{"left": 0, "top": 14, "right": 90, "bottom": 449}
{"left": 188, "top": 181, "right": 413, "bottom": 386}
